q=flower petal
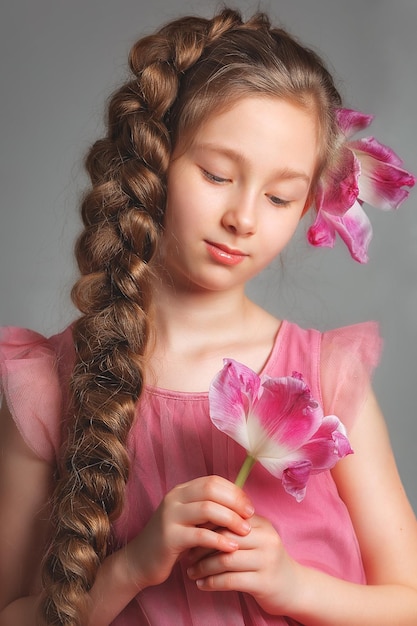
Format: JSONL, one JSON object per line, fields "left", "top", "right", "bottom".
{"left": 307, "top": 108, "right": 415, "bottom": 263}
{"left": 255, "top": 375, "right": 324, "bottom": 450}
{"left": 336, "top": 108, "right": 373, "bottom": 137}
{"left": 209, "top": 359, "right": 261, "bottom": 450}
{"left": 333, "top": 429, "right": 354, "bottom": 459}
{"left": 351, "top": 139, "right": 416, "bottom": 210}
{"left": 299, "top": 416, "right": 353, "bottom": 471}
{"left": 209, "top": 360, "right": 353, "bottom": 502}
{"left": 350, "top": 137, "right": 405, "bottom": 167}
{"left": 315, "top": 148, "right": 360, "bottom": 216}
{"left": 332, "top": 201, "right": 373, "bottom": 263}
{"left": 308, "top": 202, "right": 372, "bottom": 263}
{"left": 256, "top": 448, "right": 303, "bottom": 478}
{"left": 281, "top": 460, "right": 312, "bottom": 502}
{"left": 307, "top": 209, "right": 337, "bottom": 249}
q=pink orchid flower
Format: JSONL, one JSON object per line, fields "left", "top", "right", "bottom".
{"left": 209, "top": 359, "right": 352, "bottom": 502}
{"left": 307, "top": 108, "right": 415, "bottom": 263}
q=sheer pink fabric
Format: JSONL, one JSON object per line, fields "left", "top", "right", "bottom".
{"left": 0, "top": 320, "right": 381, "bottom": 625}
{"left": 0, "top": 326, "right": 74, "bottom": 462}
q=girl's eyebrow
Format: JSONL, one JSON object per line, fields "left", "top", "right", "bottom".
{"left": 194, "top": 142, "right": 312, "bottom": 184}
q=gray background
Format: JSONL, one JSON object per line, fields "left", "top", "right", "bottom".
{"left": 1, "top": 0, "right": 416, "bottom": 512}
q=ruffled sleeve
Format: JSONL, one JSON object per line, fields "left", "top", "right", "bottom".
{"left": 0, "top": 326, "right": 74, "bottom": 463}
{"left": 320, "top": 321, "right": 382, "bottom": 432}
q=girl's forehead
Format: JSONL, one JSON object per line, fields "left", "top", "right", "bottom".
{"left": 174, "top": 96, "right": 320, "bottom": 181}
{"left": 178, "top": 95, "right": 319, "bottom": 145}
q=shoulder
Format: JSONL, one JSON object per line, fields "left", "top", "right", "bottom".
{"left": 0, "top": 324, "right": 75, "bottom": 364}
{"left": 267, "top": 320, "right": 382, "bottom": 432}
{"left": 282, "top": 319, "right": 381, "bottom": 348}
{"left": 0, "top": 324, "right": 75, "bottom": 462}
{"left": 278, "top": 319, "right": 382, "bottom": 374}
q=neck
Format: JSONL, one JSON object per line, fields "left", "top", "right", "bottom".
{"left": 150, "top": 280, "right": 251, "bottom": 351}
{"left": 145, "top": 277, "right": 281, "bottom": 392}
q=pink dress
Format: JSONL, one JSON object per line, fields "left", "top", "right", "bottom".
{"left": 0, "top": 320, "right": 381, "bottom": 626}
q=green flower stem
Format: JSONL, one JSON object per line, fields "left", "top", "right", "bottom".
{"left": 234, "top": 454, "right": 256, "bottom": 488}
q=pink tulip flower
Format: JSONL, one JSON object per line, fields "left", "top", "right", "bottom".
{"left": 209, "top": 359, "right": 352, "bottom": 502}
{"left": 307, "top": 108, "right": 415, "bottom": 263}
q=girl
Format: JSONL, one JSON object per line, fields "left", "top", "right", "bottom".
{"left": 1, "top": 7, "right": 417, "bottom": 626}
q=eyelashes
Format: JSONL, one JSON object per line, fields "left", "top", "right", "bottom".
{"left": 268, "top": 195, "right": 290, "bottom": 207}
{"left": 201, "top": 168, "right": 292, "bottom": 207}
{"left": 201, "top": 168, "right": 230, "bottom": 184}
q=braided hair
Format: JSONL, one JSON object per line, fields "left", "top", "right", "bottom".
{"left": 39, "top": 8, "right": 342, "bottom": 624}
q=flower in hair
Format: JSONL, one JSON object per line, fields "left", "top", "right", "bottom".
{"left": 307, "top": 108, "right": 415, "bottom": 263}
{"left": 209, "top": 359, "right": 352, "bottom": 502}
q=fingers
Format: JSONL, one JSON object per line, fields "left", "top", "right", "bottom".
{"left": 176, "top": 501, "right": 252, "bottom": 537}
{"left": 174, "top": 475, "right": 255, "bottom": 520}
{"left": 188, "top": 550, "right": 264, "bottom": 597}
{"left": 136, "top": 475, "right": 255, "bottom": 588}
{"left": 186, "top": 515, "right": 285, "bottom": 595}
{"left": 157, "top": 475, "right": 254, "bottom": 556}
{"left": 163, "top": 475, "right": 254, "bottom": 542}
{"left": 186, "top": 513, "right": 261, "bottom": 567}
{"left": 186, "top": 519, "right": 298, "bottom": 618}
{"left": 183, "top": 525, "right": 240, "bottom": 555}
{"left": 187, "top": 536, "right": 257, "bottom": 584}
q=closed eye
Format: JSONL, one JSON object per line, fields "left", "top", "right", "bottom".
{"left": 268, "top": 194, "right": 291, "bottom": 207}
{"left": 201, "top": 168, "right": 230, "bottom": 184}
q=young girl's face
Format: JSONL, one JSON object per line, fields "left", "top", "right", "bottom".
{"left": 161, "top": 96, "right": 319, "bottom": 293}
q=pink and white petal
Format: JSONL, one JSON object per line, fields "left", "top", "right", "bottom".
{"left": 209, "top": 359, "right": 260, "bottom": 449}
{"left": 245, "top": 415, "right": 290, "bottom": 459}
{"left": 359, "top": 172, "right": 411, "bottom": 211}
{"left": 255, "top": 376, "right": 324, "bottom": 448}
{"left": 350, "top": 137, "right": 405, "bottom": 167}
{"left": 300, "top": 419, "right": 353, "bottom": 472}
{"left": 312, "top": 414, "right": 348, "bottom": 440}
{"left": 220, "top": 358, "right": 262, "bottom": 400}
{"left": 307, "top": 210, "right": 337, "bottom": 249}
{"left": 326, "top": 200, "right": 373, "bottom": 263}
{"left": 336, "top": 108, "right": 373, "bottom": 137}
{"left": 281, "top": 460, "right": 313, "bottom": 502}
{"left": 332, "top": 429, "right": 354, "bottom": 458}
{"left": 315, "top": 149, "right": 360, "bottom": 216}
{"left": 354, "top": 153, "right": 415, "bottom": 210}
{"left": 256, "top": 448, "right": 303, "bottom": 480}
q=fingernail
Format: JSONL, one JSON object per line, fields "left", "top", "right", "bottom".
{"left": 245, "top": 504, "right": 255, "bottom": 516}
{"left": 242, "top": 520, "right": 251, "bottom": 533}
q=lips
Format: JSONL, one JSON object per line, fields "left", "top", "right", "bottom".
{"left": 205, "top": 241, "right": 247, "bottom": 266}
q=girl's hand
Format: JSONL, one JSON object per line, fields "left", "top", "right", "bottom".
{"left": 186, "top": 514, "right": 299, "bottom": 616}
{"left": 126, "top": 475, "right": 254, "bottom": 591}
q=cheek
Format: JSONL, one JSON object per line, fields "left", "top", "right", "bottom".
{"left": 164, "top": 188, "right": 186, "bottom": 231}
{"left": 260, "top": 216, "right": 301, "bottom": 258}
{"left": 163, "top": 197, "right": 198, "bottom": 243}
{"left": 165, "top": 184, "right": 210, "bottom": 235}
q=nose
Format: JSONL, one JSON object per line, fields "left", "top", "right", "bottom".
{"left": 221, "top": 192, "right": 257, "bottom": 237}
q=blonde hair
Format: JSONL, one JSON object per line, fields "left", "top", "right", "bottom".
{"left": 40, "top": 8, "right": 341, "bottom": 624}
